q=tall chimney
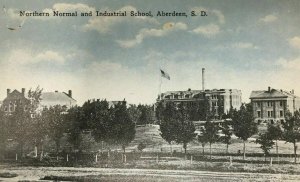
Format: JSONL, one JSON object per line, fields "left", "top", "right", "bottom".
{"left": 202, "top": 68, "right": 205, "bottom": 91}
{"left": 291, "top": 89, "right": 294, "bottom": 94}
{"left": 22, "top": 88, "right": 25, "bottom": 96}
{"left": 68, "top": 90, "right": 72, "bottom": 98}
{"left": 268, "top": 86, "right": 271, "bottom": 92}
{"left": 7, "top": 89, "right": 11, "bottom": 96}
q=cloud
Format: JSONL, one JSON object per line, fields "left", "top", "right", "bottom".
{"left": 231, "top": 42, "right": 259, "bottom": 49}
{"left": 6, "top": 49, "right": 66, "bottom": 65}
{"left": 53, "top": 3, "right": 95, "bottom": 12}
{"left": 192, "top": 24, "right": 220, "bottom": 37}
{"left": 117, "top": 22, "right": 187, "bottom": 48}
{"left": 259, "top": 14, "right": 277, "bottom": 23}
{"left": 277, "top": 57, "right": 300, "bottom": 70}
{"left": 83, "top": 5, "right": 158, "bottom": 33}
{"left": 288, "top": 36, "right": 300, "bottom": 49}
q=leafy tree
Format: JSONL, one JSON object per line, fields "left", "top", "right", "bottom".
{"left": 0, "top": 110, "right": 9, "bottom": 159}
{"left": 65, "top": 106, "right": 84, "bottom": 152}
{"left": 155, "top": 101, "right": 164, "bottom": 124}
{"left": 201, "top": 121, "right": 219, "bottom": 159}
{"left": 9, "top": 105, "right": 31, "bottom": 158}
{"left": 175, "top": 103, "right": 197, "bottom": 154}
{"left": 27, "top": 86, "right": 44, "bottom": 156}
{"left": 267, "top": 123, "right": 282, "bottom": 162}
{"left": 44, "top": 105, "right": 67, "bottom": 154}
{"left": 127, "top": 104, "right": 141, "bottom": 126}
{"left": 220, "top": 120, "right": 233, "bottom": 154}
{"left": 107, "top": 100, "right": 135, "bottom": 153}
{"left": 159, "top": 102, "right": 178, "bottom": 153}
{"left": 198, "top": 130, "right": 209, "bottom": 157}
{"left": 85, "top": 100, "right": 111, "bottom": 143}
{"left": 255, "top": 133, "right": 274, "bottom": 162}
{"left": 282, "top": 110, "right": 300, "bottom": 164}
{"left": 138, "top": 142, "right": 146, "bottom": 157}
{"left": 28, "top": 86, "right": 43, "bottom": 113}
{"left": 137, "top": 104, "right": 153, "bottom": 125}
{"left": 232, "top": 103, "right": 258, "bottom": 160}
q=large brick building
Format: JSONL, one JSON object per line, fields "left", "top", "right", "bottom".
{"left": 158, "top": 88, "right": 242, "bottom": 120}
{"left": 1, "top": 88, "right": 77, "bottom": 114}
{"left": 250, "top": 87, "right": 300, "bottom": 124}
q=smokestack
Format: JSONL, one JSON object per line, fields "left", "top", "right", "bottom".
{"left": 202, "top": 68, "right": 205, "bottom": 91}
{"left": 22, "top": 88, "right": 25, "bottom": 96}
{"left": 291, "top": 89, "right": 294, "bottom": 94}
{"left": 268, "top": 86, "right": 271, "bottom": 92}
{"left": 7, "top": 89, "right": 11, "bottom": 96}
{"left": 68, "top": 90, "right": 72, "bottom": 98}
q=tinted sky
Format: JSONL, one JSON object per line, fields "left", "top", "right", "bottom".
{"left": 0, "top": 0, "right": 300, "bottom": 105}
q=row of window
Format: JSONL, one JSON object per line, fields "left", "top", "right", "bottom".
{"left": 257, "top": 110, "right": 284, "bottom": 118}
{"left": 254, "top": 101, "right": 284, "bottom": 107}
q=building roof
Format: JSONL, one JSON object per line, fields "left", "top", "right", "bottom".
{"left": 250, "top": 89, "right": 299, "bottom": 99}
{"left": 41, "top": 92, "right": 76, "bottom": 103}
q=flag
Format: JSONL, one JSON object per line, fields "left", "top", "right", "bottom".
{"left": 160, "top": 69, "right": 170, "bottom": 80}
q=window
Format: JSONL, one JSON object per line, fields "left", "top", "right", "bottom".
{"left": 257, "top": 111, "right": 261, "bottom": 118}
{"left": 271, "top": 111, "right": 273, "bottom": 117}
{"left": 280, "top": 110, "right": 284, "bottom": 117}
{"left": 267, "top": 102, "right": 273, "bottom": 107}
{"left": 268, "top": 111, "right": 273, "bottom": 117}
{"left": 257, "top": 102, "right": 261, "bottom": 107}
{"left": 280, "top": 101, "right": 283, "bottom": 107}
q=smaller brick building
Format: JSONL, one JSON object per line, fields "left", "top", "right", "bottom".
{"left": 250, "top": 87, "right": 300, "bottom": 124}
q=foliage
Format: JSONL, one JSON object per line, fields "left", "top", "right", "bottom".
{"left": 232, "top": 103, "right": 258, "bottom": 159}
{"left": 201, "top": 121, "right": 219, "bottom": 159}
{"left": 65, "top": 106, "right": 84, "bottom": 151}
{"left": 159, "top": 102, "right": 178, "bottom": 145}
{"left": 255, "top": 133, "right": 274, "bottom": 159}
{"left": 107, "top": 100, "right": 136, "bottom": 152}
{"left": 282, "top": 110, "right": 300, "bottom": 163}
{"left": 175, "top": 103, "right": 197, "bottom": 154}
{"left": 137, "top": 104, "right": 154, "bottom": 125}
{"left": 127, "top": 104, "right": 141, "bottom": 125}
{"left": 137, "top": 142, "right": 146, "bottom": 152}
{"left": 43, "top": 105, "right": 67, "bottom": 153}
{"left": 219, "top": 120, "right": 232, "bottom": 153}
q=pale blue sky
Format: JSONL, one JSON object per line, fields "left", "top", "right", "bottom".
{"left": 0, "top": 0, "right": 300, "bottom": 104}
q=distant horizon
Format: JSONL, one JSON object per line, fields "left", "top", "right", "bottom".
{"left": 1, "top": 0, "right": 300, "bottom": 106}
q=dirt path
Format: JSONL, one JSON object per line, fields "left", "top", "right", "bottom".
{"left": 1, "top": 166, "right": 300, "bottom": 181}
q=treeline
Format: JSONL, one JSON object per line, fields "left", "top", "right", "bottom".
{"left": 0, "top": 88, "right": 154, "bottom": 160}
{"left": 156, "top": 102, "right": 300, "bottom": 164}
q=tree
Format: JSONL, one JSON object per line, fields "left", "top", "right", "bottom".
{"left": 127, "top": 104, "right": 141, "bottom": 126}
{"left": 85, "top": 100, "right": 111, "bottom": 144}
{"left": 0, "top": 110, "right": 9, "bottom": 159}
{"left": 198, "top": 130, "right": 209, "bottom": 157}
{"left": 282, "top": 110, "right": 300, "bottom": 164}
{"left": 255, "top": 133, "right": 274, "bottom": 162}
{"left": 232, "top": 103, "right": 258, "bottom": 160}
{"left": 220, "top": 120, "right": 233, "bottom": 154}
{"left": 266, "top": 123, "right": 282, "bottom": 163}
{"left": 137, "top": 104, "right": 154, "bottom": 125}
{"left": 9, "top": 105, "right": 31, "bottom": 158}
{"left": 65, "top": 106, "right": 84, "bottom": 152}
{"left": 108, "top": 100, "right": 135, "bottom": 153}
{"left": 175, "top": 103, "right": 197, "bottom": 155}
{"left": 27, "top": 86, "right": 44, "bottom": 157}
{"left": 159, "top": 102, "right": 178, "bottom": 153}
{"left": 44, "top": 106, "right": 67, "bottom": 154}
{"left": 201, "top": 121, "right": 219, "bottom": 159}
